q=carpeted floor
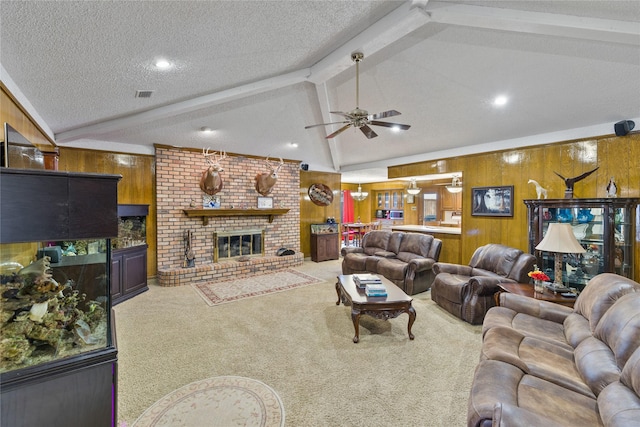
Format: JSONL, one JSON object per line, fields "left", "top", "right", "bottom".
{"left": 114, "top": 259, "right": 482, "bottom": 426}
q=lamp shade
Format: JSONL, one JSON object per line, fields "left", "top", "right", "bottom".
{"left": 535, "top": 223, "right": 586, "bottom": 254}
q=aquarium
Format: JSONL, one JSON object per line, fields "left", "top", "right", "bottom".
{"left": 0, "top": 238, "right": 111, "bottom": 373}
{"left": 112, "top": 204, "right": 148, "bottom": 249}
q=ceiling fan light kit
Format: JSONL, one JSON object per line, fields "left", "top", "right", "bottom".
{"left": 305, "top": 52, "right": 410, "bottom": 140}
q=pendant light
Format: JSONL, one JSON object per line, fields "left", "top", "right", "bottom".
{"left": 446, "top": 175, "right": 463, "bottom": 193}
{"left": 406, "top": 179, "right": 421, "bottom": 195}
{"left": 351, "top": 184, "right": 368, "bottom": 201}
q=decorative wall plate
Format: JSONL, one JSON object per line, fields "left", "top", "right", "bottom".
{"left": 308, "top": 183, "right": 333, "bottom": 206}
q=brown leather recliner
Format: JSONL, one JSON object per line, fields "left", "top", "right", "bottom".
{"left": 431, "top": 243, "right": 537, "bottom": 325}
{"left": 468, "top": 274, "right": 640, "bottom": 427}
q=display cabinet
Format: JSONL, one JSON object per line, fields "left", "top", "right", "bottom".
{"left": 524, "top": 198, "right": 639, "bottom": 290}
{"left": 375, "top": 189, "right": 404, "bottom": 210}
{"left": 310, "top": 223, "right": 339, "bottom": 262}
{"left": 111, "top": 204, "right": 149, "bottom": 305}
{"left": 0, "top": 168, "right": 120, "bottom": 427}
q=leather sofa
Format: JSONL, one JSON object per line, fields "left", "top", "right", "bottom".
{"left": 341, "top": 230, "right": 442, "bottom": 295}
{"left": 468, "top": 273, "right": 640, "bottom": 427}
{"left": 430, "top": 244, "right": 537, "bottom": 324}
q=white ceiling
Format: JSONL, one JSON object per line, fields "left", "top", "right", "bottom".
{"left": 1, "top": 1, "right": 639, "bottom": 183}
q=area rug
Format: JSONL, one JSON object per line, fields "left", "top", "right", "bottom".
{"left": 131, "top": 376, "right": 285, "bottom": 427}
{"left": 191, "top": 269, "right": 321, "bottom": 307}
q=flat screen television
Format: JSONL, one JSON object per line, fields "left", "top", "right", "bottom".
{"left": 1, "top": 123, "right": 45, "bottom": 169}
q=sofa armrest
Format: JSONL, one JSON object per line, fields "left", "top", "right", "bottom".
{"left": 498, "top": 293, "right": 573, "bottom": 323}
{"left": 341, "top": 247, "right": 364, "bottom": 257}
{"left": 433, "top": 262, "right": 472, "bottom": 276}
{"left": 493, "top": 403, "right": 565, "bottom": 427}
{"left": 469, "top": 276, "right": 510, "bottom": 296}
{"left": 408, "top": 257, "right": 435, "bottom": 273}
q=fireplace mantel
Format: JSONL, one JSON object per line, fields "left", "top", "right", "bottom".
{"left": 183, "top": 208, "right": 290, "bottom": 225}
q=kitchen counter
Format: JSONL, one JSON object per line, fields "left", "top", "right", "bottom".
{"left": 391, "top": 225, "right": 461, "bottom": 235}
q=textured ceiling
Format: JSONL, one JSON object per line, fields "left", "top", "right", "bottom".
{"left": 1, "top": 1, "right": 639, "bottom": 183}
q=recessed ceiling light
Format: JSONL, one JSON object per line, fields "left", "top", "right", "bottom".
{"left": 289, "top": 142, "right": 299, "bottom": 148}
{"left": 493, "top": 95, "right": 508, "bottom": 106}
{"left": 155, "top": 59, "right": 172, "bottom": 70}
{"left": 200, "top": 127, "right": 214, "bottom": 133}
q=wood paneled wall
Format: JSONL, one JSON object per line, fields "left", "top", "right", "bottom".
{"left": 57, "top": 148, "right": 157, "bottom": 277}
{"left": 300, "top": 170, "right": 341, "bottom": 257}
{"left": 388, "top": 134, "right": 640, "bottom": 280}
{"left": 1, "top": 84, "right": 55, "bottom": 152}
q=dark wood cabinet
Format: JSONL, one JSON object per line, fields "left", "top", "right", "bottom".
{"left": 111, "top": 204, "right": 149, "bottom": 305}
{"left": 311, "top": 233, "right": 339, "bottom": 262}
{"left": 112, "top": 244, "right": 148, "bottom": 305}
{"left": 524, "top": 198, "right": 639, "bottom": 289}
{"left": 0, "top": 168, "right": 120, "bottom": 427}
{"left": 0, "top": 169, "right": 118, "bottom": 243}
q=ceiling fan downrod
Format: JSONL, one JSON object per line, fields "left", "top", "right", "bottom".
{"left": 352, "top": 52, "right": 363, "bottom": 110}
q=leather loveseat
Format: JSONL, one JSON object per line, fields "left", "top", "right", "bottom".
{"left": 341, "top": 230, "right": 442, "bottom": 295}
{"left": 468, "top": 273, "right": 640, "bottom": 427}
{"left": 430, "top": 244, "right": 537, "bottom": 324}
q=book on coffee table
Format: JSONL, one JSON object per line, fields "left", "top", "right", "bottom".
{"left": 353, "top": 274, "right": 382, "bottom": 289}
{"left": 365, "top": 283, "right": 387, "bottom": 297}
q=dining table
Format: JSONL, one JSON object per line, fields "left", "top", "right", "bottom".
{"left": 342, "top": 222, "right": 373, "bottom": 247}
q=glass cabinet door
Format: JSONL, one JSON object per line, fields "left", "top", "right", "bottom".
{"left": 525, "top": 198, "right": 638, "bottom": 291}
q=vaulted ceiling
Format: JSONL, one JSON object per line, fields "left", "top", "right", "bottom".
{"left": 1, "top": 1, "right": 639, "bottom": 183}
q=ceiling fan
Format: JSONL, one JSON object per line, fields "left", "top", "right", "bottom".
{"left": 305, "top": 52, "right": 411, "bottom": 139}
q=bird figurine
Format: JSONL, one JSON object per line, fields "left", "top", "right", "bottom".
{"left": 554, "top": 167, "right": 599, "bottom": 199}
{"left": 606, "top": 177, "right": 617, "bottom": 198}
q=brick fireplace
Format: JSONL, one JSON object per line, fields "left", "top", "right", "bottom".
{"left": 155, "top": 145, "right": 302, "bottom": 286}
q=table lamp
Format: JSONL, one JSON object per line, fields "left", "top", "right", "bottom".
{"left": 535, "top": 222, "right": 585, "bottom": 292}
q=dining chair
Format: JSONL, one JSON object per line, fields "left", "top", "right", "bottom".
{"left": 358, "top": 223, "right": 372, "bottom": 245}
{"left": 342, "top": 223, "right": 355, "bottom": 247}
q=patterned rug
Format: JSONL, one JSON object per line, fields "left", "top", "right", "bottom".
{"left": 191, "top": 269, "right": 322, "bottom": 307}
{"left": 132, "top": 376, "right": 285, "bottom": 427}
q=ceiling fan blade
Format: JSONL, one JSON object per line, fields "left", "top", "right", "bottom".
{"left": 360, "top": 125, "right": 378, "bottom": 139}
{"left": 369, "top": 121, "right": 411, "bottom": 130}
{"left": 369, "top": 110, "right": 401, "bottom": 120}
{"left": 305, "top": 120, "right": 349, "bottom": 129}
{"left": 326, "top": 124, "right": 352, "bottom": 139}
{"left": 329, "top": 111, "right": 353, "bottom": 119}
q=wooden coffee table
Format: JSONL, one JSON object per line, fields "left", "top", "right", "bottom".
{"left": 335, "top": 275, "right": 416, "bottom": 343}
{"left": 496, "top": 282, "right": 577, "bottom": 308}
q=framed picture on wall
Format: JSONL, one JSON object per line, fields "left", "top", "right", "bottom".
{"left": 257, "top": 196, "right": 273, "bottom": 209}
{"left": 203, "top": 194, "right": 221, "bottom": 209}
{"left": 471, "top": 185, "right": 514, "bottom": 217}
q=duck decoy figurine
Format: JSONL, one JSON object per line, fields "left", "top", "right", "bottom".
{"left": 606, "top": 177, "right": 617, "bottom": 198}
{"left": 554, "top": 167, "right": 599, "bottom": 198}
